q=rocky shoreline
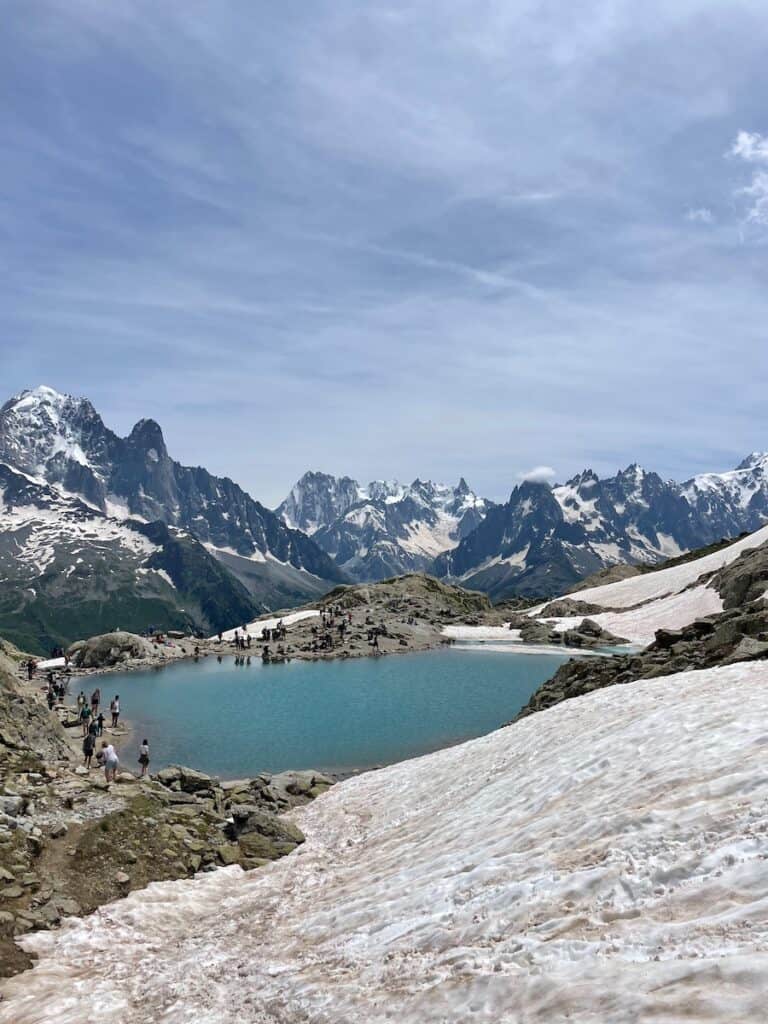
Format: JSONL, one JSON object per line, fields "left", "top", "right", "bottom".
{"left": 0, "top": 641, "right": 338, "bottom": 981}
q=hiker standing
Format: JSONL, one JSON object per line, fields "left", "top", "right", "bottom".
{"left": 138, "top": 739, "right": 150, "bottom": 778}
{"left": 80, "top": 702, "right": 92, "bottom": 736}
{"left": 100, "top": 741, "right": 119, "bottom": 783}
{"left": 110, "top": 695, "right": 120, "bottom": 729}
{"left": 90, "top": 687, "right": 100, "bottom": 714}
{"left": 82, "top": 731, "right": 95, "bottom": 769}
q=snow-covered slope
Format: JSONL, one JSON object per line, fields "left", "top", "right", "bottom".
{"left": 4, "top": 661, "right": 767, "bottom": 1023}
{"left": 532, "top": 523, "right": 768, "bottom": 645}
{"left": 566, "top": 522, "right": 768, "bottom": 610}
{"left": 278, "top": 471, "right": 491, "bottom": 582}
{"left": 217, "top": 608, "right": 320, "bottom": 641}
{"left": 682, "top": 451, "right": 768, "bottom": 534}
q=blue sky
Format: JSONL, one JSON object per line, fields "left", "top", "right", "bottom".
{"left": 2, "top": 0, "right": 767, "bottom": 505}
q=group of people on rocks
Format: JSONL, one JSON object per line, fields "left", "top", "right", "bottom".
{"left": 233, "top": 630, "right": 252, "bottom": 650}
{"left": 78, "top": 701, "right": 150, "bottom": 780}
{"left": 260, "top": 621, "right": 287, "bottom": 643}
{"left": 24, "top": 650, "right": 153, "bottom": 785}
{"left": 75, "top": 689, "right": 121, "bottom": 733}
{"left": 319, "top": 607, "right": 353, "bottom": 630}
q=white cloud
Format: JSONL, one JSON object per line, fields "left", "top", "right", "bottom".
{"left": 729, "top": 131, "right": 768, "bottom": 226}
{"left": 517, "top": 465, "right": 557, "bottom": 484}
{"left": 729, "top": 130, "right": 768, "bottom": 164}
{"left": 686, "top": 207, "right": 714, "bottom": 224}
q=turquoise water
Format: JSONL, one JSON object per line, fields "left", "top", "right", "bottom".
{"left": 100, "top": 649, "right": 569, "bottom": 778}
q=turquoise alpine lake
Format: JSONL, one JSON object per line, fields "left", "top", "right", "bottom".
{"left": 103, "top": 648, "right": 570, "bottom": 778}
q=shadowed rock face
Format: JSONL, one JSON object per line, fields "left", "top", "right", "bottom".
{"left": 0, "top": 389, "right": 349, "bottom": 651}
{"left": 0, "top": 464, "right": 261, "bottom": 653}
{"left": 0, "top": 651, "right": 70, "bottom": 765}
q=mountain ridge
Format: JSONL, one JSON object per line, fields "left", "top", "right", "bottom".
{"left": 276, "top": 470, "right": 492, "bottom": 582}
{"left": 0, "top": 386, "right": 346, "bottom": 597}
{"left": 436, "top": 455, "right": 768, "bottom": 600}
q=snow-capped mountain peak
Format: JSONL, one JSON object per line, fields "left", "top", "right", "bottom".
{"left": 438, "top": 453, "right": 768, "bottom": 601}
{"left": 277, "top": 471, "right": 493, "bottom": 581}
{"left": 736, "top": 451, "right": 768, "bottom": 471}
{"left": 0, "top": 389, "right": 346, "bottom": 631}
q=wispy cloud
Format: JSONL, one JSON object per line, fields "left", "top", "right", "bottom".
{"left": 728, "top": 130, "right": 768, "bottom": 227}
{"left": 1, "top": 2, "right": 767, "bottom": 503}
{"left": 686, "top": 207, "right": 714, "bottom": 224}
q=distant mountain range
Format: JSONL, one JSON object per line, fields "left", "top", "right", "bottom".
{"left": 277, "top": 471, "right": 491, "bottom": 581}
{"left": 436, "top": 457, "right": 768, "bottom": 598}
{"left": 1, "top": 384, "right": 767, "bottom": 651}
{"left": 278, "top": 457, "right": 768, "bottom": 601}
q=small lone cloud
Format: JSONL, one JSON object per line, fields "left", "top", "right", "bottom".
{"left": 517, "top": 465, "right": 557, "bottom": 483}
{"left": 686, "top": 207, "right": 714, "bottom": 224}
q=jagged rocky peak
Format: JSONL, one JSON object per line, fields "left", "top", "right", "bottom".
{"left": 277, "top": 470, "right": 363, "bottom": 534}
{"left": 126, "top": 418, "right": 168, "bottom": 462}
{"left": 277, "top": 470, "right": 493, "bottom": 582}
{"left": 0, "top": 386, "right": 347, "bottom": 602}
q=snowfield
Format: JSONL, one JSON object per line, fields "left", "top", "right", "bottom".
{"left": 3, "top": 662, "right": 768, "bottom": 1023}
{"left": 548, "top": 583, "right": 725, "bottom": 646}
{"left": 517, "top": 524, "right": 768, "bottom": 646}
{"left": 216, "top": 608, "right": 319, "bottom": 641}
{"left": 566, "top": 523, "right": 768, "bottom": 610}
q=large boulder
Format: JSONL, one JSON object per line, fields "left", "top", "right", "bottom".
{"left": 228, "top": 806, "right": 305, "bottom": 861}
{"left": 156, "top": 765, "right": 216, "bottom": 794}
{"left": 270, "top": 770, "right": 334, "bottom": 803}
{"left": 66, "top": 632, "right": 156, "bottom": 669}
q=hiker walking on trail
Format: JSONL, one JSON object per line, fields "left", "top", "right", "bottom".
{"left": 110, "top": 695, "right": 120, "bottom": 728}
{"left": 100, "top": 741, "right": 119, "bottom": 783}
{"left": 83, "top": 731, "right": 95, "bottom": 769}
{"left": 80, "top": 702, "right": 92, "bottom": 736}
{"left": 138, "top": 739, "right": 150, "bottom": 778}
